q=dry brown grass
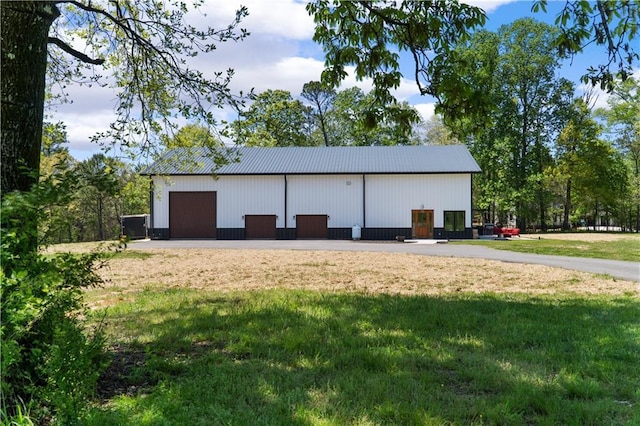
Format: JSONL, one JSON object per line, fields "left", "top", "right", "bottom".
{"left": 87, "top": 248, "right": 638, "bottom": 309}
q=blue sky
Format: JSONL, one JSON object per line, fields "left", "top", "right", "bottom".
{"left": 49, "top": 0, "right": 635, "bottom": 160}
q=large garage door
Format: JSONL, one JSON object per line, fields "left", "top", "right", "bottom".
{"left": 169, "top": 192, "right": 216, "bottom": 238}
{"left": 245, "top": 215, "right": 277, "bottom": 239}
{"left": 296, "top": 215, "right": 327, "bottom": 239}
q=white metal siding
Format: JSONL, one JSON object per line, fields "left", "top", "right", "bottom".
{"left": 152, "top": 175, "right": 284, "bottom": 228}
{"left": 152, "top": 173, "right": 472, "bottom": 231}
{"left": 365, "top": 174, "right": 471, "bottom": 228}
{"left": 287, "top": 175, "right": 364, "bottom": 228}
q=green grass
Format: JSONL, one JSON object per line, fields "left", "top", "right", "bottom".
{"left": 110, "top": 250, "right": 155, "bottom": 260}
{"left": 454, "top": 237, "right": 640, "bottom": 262}
{"left": 85, "top": 289, "right": 640, "bottom": 425}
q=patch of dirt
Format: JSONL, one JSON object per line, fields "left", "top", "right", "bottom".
{"left": 96, "top": 344, "right": 158, "bottom": 401}
{"left": 92, "top": 249, "right": 639, "bottom": 300}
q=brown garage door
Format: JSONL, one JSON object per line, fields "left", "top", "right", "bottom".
{"left": 245, "top": 215, "right": 277, "bottom": 239}
{"left": 169, "top": 192, "right": 216, "bottom": 238}
{"left": 296, "top": 215, "right": 328, "bottom": 239}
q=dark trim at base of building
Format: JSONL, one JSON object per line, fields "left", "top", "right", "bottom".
{"left": 149, "top": 227, "right": 473, "bottom": 240}
{"left": 150, "top": 228, "right": 170, "bottom": 239}
{"left": 434, "top": 228, "right": 472, "bottom": 239}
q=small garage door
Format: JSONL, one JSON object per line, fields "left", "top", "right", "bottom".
{"left": 296, "top": 215, "right": 328, "bottom": 239}
{"left": 169, "top": 192, "right": 216, "bottom": 238}
{"left": 245, "top": 215, "right": 277, "bottom": 239}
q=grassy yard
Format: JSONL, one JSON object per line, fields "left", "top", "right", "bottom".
{"left": 454, "top": 233, "right": 640, "bottom": 262}
{"left": 79, "top": 247, "right": 639, "bottom": 425}
{"left": 86, "top": 289, "right": 639, "bottom": 425}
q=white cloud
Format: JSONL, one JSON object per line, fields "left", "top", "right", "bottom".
{"left": 461, "top": 0, "right": 519, "bottom": 13}
{"left": 577, "top": 68, "right": 640, "bottom": 111}
{"left": 192, "top": 0, "right": 314, "bottom": 40}
{"left": 577, "top": 83, "right": 610, "bottom": 111}
{"left": 54, "top": 110, "right": 116, "bottom": 159}
{"left": 232, "top": 56, "right": 324, "bottom": 94}
{"left": 413, "top": 103, "right": 436, "bottom": 122}
{"left": 229, "top": 53, "right": 420, "bottom": 101}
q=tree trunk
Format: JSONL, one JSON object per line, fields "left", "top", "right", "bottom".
{"left": 635, "top": 156, "right": 640, "bottom": 232}
{"left": 314, "top": 99, "right": 330, "bottom": 147}
{"left": 539, "top": 198, "right": 546, "bottom": 231}
{"left": 98, "top": 197, "right": 105, "bottom": 241}
{"left": 563, "top": 177, "right": 572, "bottom": 230}
{"left": 1, "top": 2, "right": 58, "bottom": 195}
{"left": 1, "top": 2, "right": 58, "bottom": 257}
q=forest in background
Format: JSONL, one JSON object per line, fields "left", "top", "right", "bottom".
{"left": 38, "top": 18, "right": 639, "bottom": 243}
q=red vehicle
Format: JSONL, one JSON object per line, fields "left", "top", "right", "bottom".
{"left": 494, "top": 224, "right": 520, "bottom": 237}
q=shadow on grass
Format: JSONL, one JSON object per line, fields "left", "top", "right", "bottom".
{"left": 87, "top": 291, "right": 640, "bottom": 425}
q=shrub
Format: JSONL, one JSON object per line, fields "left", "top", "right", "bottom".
{"left": 1, "top": 177, "right": 108, "bottom": 424}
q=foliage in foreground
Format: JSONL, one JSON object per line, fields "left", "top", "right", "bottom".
{"left": 86, "top": 289, "right": 639, "bottom": 425}
{"left": 1, "top": 183, "right": 108, "bottom": 425}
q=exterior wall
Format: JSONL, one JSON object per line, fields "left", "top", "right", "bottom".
{"left": 150, "top": 172, "right": 473, "bottom": 240}
{"left": 365, "top": 174, "right": 471, "bottom": 228}
{"left": 287, "top": 175, "right": 364, "bottom": 229}
{"left": 151, "top": 175, "right": 284, "bottom": 229}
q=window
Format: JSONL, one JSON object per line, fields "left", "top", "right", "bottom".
{"left": 444, "top": 211, "right": 465, "bottom": 232}
{"left": 417, "top": 211, "right": 427, "bottom": 226}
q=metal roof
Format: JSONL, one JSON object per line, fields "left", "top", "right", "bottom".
{"left": 142, "top": 145, "right": 482, "bottom": 175}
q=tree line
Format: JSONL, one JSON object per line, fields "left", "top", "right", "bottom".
{"left": 40, "top": 123, "right": 149, "bottom": 244}
{"left": 43, "top": 20, "right": 639, "bottom": 242}
{"left": 232, "top": 85, "right": 426, "bottom": 147}
{"left": 440, "top": 18, "right": 638, "bottom": 232}
{"left": 226, "top": 21, "right": 638, "bottom": 232}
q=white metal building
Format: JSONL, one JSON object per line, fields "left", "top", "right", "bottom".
{"left": 143, "top": 146, "right": 481, "bottom": 240}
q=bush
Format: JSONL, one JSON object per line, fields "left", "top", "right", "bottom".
{"left": 1, "top": 178, "right": 108, "bottom": 424}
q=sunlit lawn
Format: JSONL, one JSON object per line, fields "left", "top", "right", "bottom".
{"left": 454, "top": 234, "right": 640, "bottom": 262}
{"left": 86, "top": 289, "right": 640, "bottom": 425}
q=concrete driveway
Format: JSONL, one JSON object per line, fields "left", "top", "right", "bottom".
{"left": 131, "top": 239, "right": 640, "bottom": 283}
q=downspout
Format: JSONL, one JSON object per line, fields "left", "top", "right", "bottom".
{"left": 470, "top": 173, "right": 473, "bottom": 235}
{"left": 149, "top": 176, "right": 154, "bottom": 238}
{"left": 284, "top": 174, "right": 288, "bottom": 230}
{"left": 362, "top": 174, "right": 366, "bottom": 229}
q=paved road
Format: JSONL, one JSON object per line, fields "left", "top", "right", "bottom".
{"left": 131, "top": 239, "right": 640, "bottom": 283}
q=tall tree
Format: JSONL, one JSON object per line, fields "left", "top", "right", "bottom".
{"left": 446, "top": 19, "right": 565, "bottom": 229}
{"left": 326, "top": 87, "right": 420, "bottom": 146}
{"left": 301, "top": 81, "right": 336, "bottom": 146}
{"left": 598, "top": 77, "right": 640, "bottom": 231}
{"left": 232, "top": 90, "right": 314, "bottom": 146}
{"left": 308, "top": 0, "right": 639, "bottom": 121}
{"left": 39, "top": 122, "right": 79, "bottom": 243}
{"left": 496, "top": 18, "right": 560, "bottom": 229}
{"left": 76, "top": 154, "right": 123, "bottom": 241}
{"left": 1, "top": 2, "right": 54, "bottom": 196}
{"left": 162, "top": 124, "right": 223, "bottom": 150}
{"left": 553, "top": 100, "right": 602, "bottom": 229}
{"left": 412, "top": 115, "right": 461, "bottom": 146}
